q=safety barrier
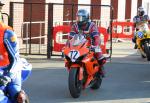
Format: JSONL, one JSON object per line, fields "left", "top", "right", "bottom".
{"left": 53, "top": 26, "right": 109, "bottom": 54}
{"left": 112, "top": 21, "right": 134, "bottom": 38}
{"left": 52, "top": 21, "right": 134, "bottom": 54}
{"left": 53, "top": 25, "right": 71, "bottom": 52}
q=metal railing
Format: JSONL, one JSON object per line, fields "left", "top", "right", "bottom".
{"left": 21, "top": 21, "right": 47, "bottom": 54}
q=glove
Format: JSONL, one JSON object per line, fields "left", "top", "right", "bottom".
{"left": 98, "top": 56, "right": 106, "bottom": 66}
{"left": 90, "top": 46, "right": 102, "bottom": 53}
{"left": 0, "top": 75, "right": 11, "bottom": 86}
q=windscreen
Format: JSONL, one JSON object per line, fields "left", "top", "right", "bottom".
{"left": 71, "top": 34, "right": 86, "bottom": 46}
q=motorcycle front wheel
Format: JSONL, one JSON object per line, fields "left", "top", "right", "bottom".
{"left": 144, "top": 42, "right": 150, "bottom": 61}
{"left": 141, "top": 54, "right": 146, "bottom": 58}
{"left": 68, "top": 68, "right": 82, "bottom": 98}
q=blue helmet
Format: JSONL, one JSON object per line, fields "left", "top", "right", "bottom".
{"left": 76, "top": 9, "right": 89, "bottom": 26}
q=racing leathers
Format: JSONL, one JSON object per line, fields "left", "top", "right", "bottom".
{"left": 132, "top": 15, "right": 150, "bottom": 44}
{"left": 0, "top": 21, "right": 22, "bottom": 102}
{"left": 69, "top": 21, "right": 106, "bottom": 76}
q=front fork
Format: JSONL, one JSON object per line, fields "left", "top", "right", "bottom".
{"left": 66, "top": 63, "right": 99, "bottom": 89}
{"left": 66, "top": 63, "right": 83, "bottom": 81}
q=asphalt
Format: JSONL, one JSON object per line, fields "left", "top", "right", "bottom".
{"left": 20, "top": 41, "right": 150, "bottom": 103}
{"left": 21, "top": 59, "right": 150, "bottom": 103}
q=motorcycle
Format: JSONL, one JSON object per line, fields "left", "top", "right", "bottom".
{"left": 0, "top": 58, "right": 32, "bottom": 103}
{"left": 63, "top": 34, "right": 104, "bottom": 98}
{"left": 136, "top": 22, "right": 150, "bottom": 61}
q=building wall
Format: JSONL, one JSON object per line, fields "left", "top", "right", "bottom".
{"left": 2, "top": 0, "right": 150, "bottom": 51}
{"left": 143, "top": 0, "right": 150, "bottom": 15}
{"left": 63, "top": 0, "right": 78, "bottom": 24}
{"left": 118, "top": 0, "right": 126, "bottom": 21}
{"left": 91, "top": 0, "right": 101, "bottom": 20}
{"left": 111, "top": 0, "right": 118, "bottom": 20}
{"left": 46, "top": 0, "right": 63, "bottom": 25}
{"left": 2, "top": 0, "right": 150, "bottom": 29}
{"left": 101, "top": 0, "right": 111, "bottom": 27}
{"left": 22, "top": 0, "right": 45, "bottom": 44}
{"left": 2, "top": 0, "right": 150, "bottom": 23}
{"left": 131, "top": 0, "right": 138, "bottom": 20}
{"left": 125, "top": 0, "right": 132, "bottom": 20}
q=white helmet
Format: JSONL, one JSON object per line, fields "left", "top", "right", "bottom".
{"left": 138, "top": 6, "right": 145, "bottom": 16}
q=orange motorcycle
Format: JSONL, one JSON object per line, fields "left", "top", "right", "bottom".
{"left": 63, "top": 34, "right": 105, "bottom": 98}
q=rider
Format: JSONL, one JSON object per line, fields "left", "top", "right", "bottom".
{"left": 0, "top": 21, "right": 26, "bottom": 102}
{"left": 132, "top": 6, "right": 150, "bottom": 48}
{"left": 68, "top": 9, "right": 106, "bottom": 77}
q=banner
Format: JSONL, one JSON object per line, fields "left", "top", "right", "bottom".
{"left": 52, "top": 21, "right": 134, "bottom": 53}
{"left": 112, "top": 21, "right": 134, "bottom": 38}
{"left": 52, "top": 26, "right": 109, "bottom": 54}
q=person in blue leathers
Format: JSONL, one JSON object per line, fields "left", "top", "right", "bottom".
{"left": 0, "top": 20, "right": 27, "bottom": 103}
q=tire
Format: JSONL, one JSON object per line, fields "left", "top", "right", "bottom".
{"left": 90, "top": 72, "right": 102, "bottom": 90}
{"left": 25, "top": 93, "right": 30, "bottom": 103}
{"left": 68, "top": 68, "right": 82, "bottom": 98}
{"left": 144, "top": 42, "right": 150, "bottom": 61}
{"left": 141, "top": 54, "right": 146, "bottom": 58}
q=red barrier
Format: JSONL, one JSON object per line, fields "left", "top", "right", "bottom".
{"left": 112, "top": 21, "right": 134, "bottom": 38}
{"left": 52, "top": 21, "right": 134, "bottom": 54}
{"left": 52, "top": 26, "right": 108, "bottom": 54}
{"left": 53, "top": 25, "right": 71, "bottom": 52}
{"left": 98, "top": 27, "right": 109, "bottom": 54}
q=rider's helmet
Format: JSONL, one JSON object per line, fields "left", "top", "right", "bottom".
{"left": 138, "top": 6, "right": 145, "bottom": 16}
{"left": 76, "top": 9, "right": 89, "bottom": 26}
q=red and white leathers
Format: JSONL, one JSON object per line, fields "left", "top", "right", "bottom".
{"left": 133, "top": 15, "right": 149, "bottom": 30}
{"left": 69, "top": 21, "right": 105, "bottom": 63}
{"left": 132, "top": 6, "right": 150, "bottom": 44}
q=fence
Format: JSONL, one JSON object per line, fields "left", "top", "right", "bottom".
{"left": 47, "top": 3, "right": 113, "bottom": 59}
{"left": 9, "top": 2, "right": 135, "bottom": 59}
{"left": 9, "top": 2, "right": 49, "bottom": 55}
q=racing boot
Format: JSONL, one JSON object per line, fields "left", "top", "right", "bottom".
{"left": 98, "top": 57, "right": 106, "bottom": 77}
{"left": 132, "top": 36, "right": 137, "bottom": 49}
{"left": 134, "top": 44, "right": 138, "bottom": 49}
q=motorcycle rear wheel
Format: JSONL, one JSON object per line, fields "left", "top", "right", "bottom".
{"left": 90, "top": 71, "right": 102, "bottom": 90}
{"left": 68, "top": 68, "right": 82, "bottom": 98}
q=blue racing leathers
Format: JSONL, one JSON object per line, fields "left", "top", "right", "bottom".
{"left": 0, "top": 23, "right": 21, "bottom": 102}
